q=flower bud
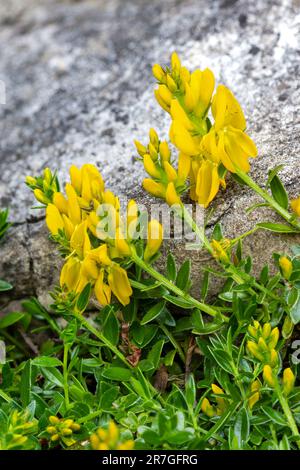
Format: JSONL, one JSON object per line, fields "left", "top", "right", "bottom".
{"left": 159, "top": 141, "right": 171, "bottom": 161}
{"left": 263, "top": 365, "right": 276, "bottom": 388}
{"left": 152, "top": 64, "right": 165, "bottom": 82}
{"left": 142, "top": 179, "right": 166, "bottom": 199}
{"left": 291, "top": 197, "right": 300, "bottom": 217}
{"left": 166, "top": 182, "right": 181, "bottom": 207}
{"left": 279, "top": 256, "right": 293, "bottom": 280}
{"left": 144, "top": 220, "right": 163, "bottom": 262}
{"left": 134, "top": 140, "right": 147, "bottom": 157}
{"left": 283, "top": 368, "right": 295, "bottom": 396}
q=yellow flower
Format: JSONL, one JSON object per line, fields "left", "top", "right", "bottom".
{"left": 53, "top": 192, "right": 69, "bottom": 215}
{"left": 282, "top": 368, "right": 295, "bottom": 396}
{"left": 108, "top": 264, "right": 132, "bottom": 306}
{"left": 247, "top": 341, "right": 264, "bottom": 362}
{"left": 127, "top": 199, "right": 139, "bottom": 239}
{"left": 152, "top": 63, "right": 165, "bottom": 82}
{"left": 46, "top": 204, "right": 65, "bottom": 235}
{"left": 142, "top": 178, "right": 166, "bottom": 199}
{"left": 165, "top": 182, "right": 182, "bottom": 206}
{"left": 211, "top": 239, "right": 230, "bottom": 264}
{"left": 195, "top": 160, "right": 220, "bottom": 208}
{"left": 94, "top": 270, "right": 111, "bottom": 306}
{"left": 248, "top": 380, "right": 261, "bottom": 410}
{"left": 60, "top": 257, "right": 81, "bottom": 291}
{"left": 291, "top": 197, "right": 300, "bottom": 217}
{"left": 211, "top": 383, "right": 226, "bottom": 414}
{"left": 279, "top": 256, "right": 293, "bottom": 280}
{"left": 143, "top": 154, "right": 161, "bottom": 179}
{"left": 263, "top": 365, "right": 276, "bottom": 388}
{"left": 34, "top": 188, "right": 49, "bottom": 205}
{"left": 159, "top": 141, "right": 171, "bottom": 161}
{"left": 201, "top": 397, "right": 215, "bottom": 418}
{"left": 46, "top": 416, "right": 80, "bottom": 447}
{"left": 115, "top": 228, "right": 132, "bottom": 257}
{"left": 144, "top": 220, "right": 163, "bottom": 262}
{"left": 65, "top": 183, "right": 81, "bottom": 225}
{"left": 90, "top": 421, "right": 134, "bottom": 451}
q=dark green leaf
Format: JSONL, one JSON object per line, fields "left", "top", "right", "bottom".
{"left": 141, "top": 300, "right": 166, "bottom": 325}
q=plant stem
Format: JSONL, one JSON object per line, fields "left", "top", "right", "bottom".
{"left": 276, "top": 384, "right": 300, "bottom": 449}
{"left": 159, "top": 323, "right": 185, "bottom": 364}
{"left": 63, "top": 344, "right": 70, "bottom": 409}
{"left": 72, "top": 311, "right": 133, "bottom": 369}
{"left": 235, "top": 168, "right": 300, "bottom": 231}
{"left": 130, "top": 249, "right": 228, "bottom": 321}
{"left": 180, "top": 205, "right": 282, "bottom": 302}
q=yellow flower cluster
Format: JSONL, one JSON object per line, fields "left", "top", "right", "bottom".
{"left": 210, "top": 238, "right": 231, "bottom": 264}
{"left": 46, "top": 416, "right": 80, "bottom": 446}
{"left": 90, "top": 420, "right": 134, "bottom": 450}
{"left": 247, "top": 321, "right": 296, "bottom": 397}
{"left": 27, "top": 164, "right": 163, "bottom": 307}
{"left": 247, "top": 321, "right": 279, "bottom": 367}
{"left": 0, "top": 410, "right": 36, "bottom": 450}
{"left": 263, "top": 365, "right": 295, "bottom": 396}
{"left": 135, "top": 128, "right": 190, "bottom": 206}
{"left": 143, "top": 53, "right": 258, "bottom": 207}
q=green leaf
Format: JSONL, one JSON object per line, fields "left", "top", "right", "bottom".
{"left": 267, "top": 164, "right": 285, "bottom": 187}
{"left": 31, "top": 357, "right": 63, "bottom": 368}
{"left": 256, "top": 222, "right": 299, "bottom": 233}
{"left": 207, "top": 347, "right": 234, "bottom": 374}
{"left": 20, "top": 360, "right": 32, "bottom": 407}
{"left": 141, "top": 300, "right": 166, "bottom": 325}
{"left": 175, "top": 260, "right": 191, "bottom": 291}
{"left": 234, "top": 408, "right": 250, "bottom": 446}
{"left": 269, "top": 175, "right": 288, "bottom": 209}
{"left": 290, "top": 289, "right": 300, "bottom": 324}
{"left": 76, "top": 283, "right": 91, "bottom": 312}
{"left": 102, "top": 309, "right": 120, "bottom": 345}
{"left": 147, "top": 339, "right": 164, "bottom": 369}
{"left": 102, "top": 367, "right": 132, "bottom": 381}
{"left": 0, "top": 312, "right": 24, "bottom": 329}
{"left": 185, "top": 374, "right": 196, "bottom": 409}
{"left": 166, "top": 253, "right": 177, "bottom": 281}
{"left": 163, "top": 294, "right": 194, "bottom": 309}
{"left": 0, "top": 280, "right": 13, "bottom": 292}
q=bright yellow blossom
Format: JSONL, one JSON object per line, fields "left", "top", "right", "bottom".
{"left": 290, "top": 197, "right": 300, "bottom": 217}
{"left": 90, "top": 421, "right": 134, "bottom": 451}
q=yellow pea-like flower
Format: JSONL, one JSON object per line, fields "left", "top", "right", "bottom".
{"left": 166, "top": 74, "right": 177, "bottom": 93}
{"left": 279, "top": 256, "right": 293, "bottom": 280}
{"left": 81, "top": 256, "right": 99, "bottom": 280}
{"left": 195, "top": 160, "right": 220, "bottom": 208}
{"left": 201, "top": 398, "right": 215, "bottom": 418}
{"left": 269, "top": 349, "right": 279, "bottom": 367}
{"left": 247, "top": 341, "right": 264, "bottom": 362}
{"left": 144, "top": 220, "right": 163, "bottom": 262}
{"left": 33, "top": 188, "right": 49, "bottom": 205}
{"left": 165, "top": 182, "right": 182, "bottom": 207}
{"left": 157, "top": 84, "right": 173, "bottom": 106}
{"left": 94, "top": 270, "right": 111, "bottom": 306}
{"left": 211, "top": 239, "right": 230, "bottom": 264}
{"left": 108, "top": 264, "right": 132, "bottom": 306}
{"left": 170, "top": 120, "right": 199, "bottom": 155}
{"left": 212, "top": 84, "right": 246, "bottom": 131}
{"left": 177, "top": 152, "right": 191, "bottom": 182}
{"left": 62, "top": 215, "right": 75, "bottom": 239}
{"left": 143, "top": 154, "right": 161, "bottom": 179}
{"left": 283, "top": 368, "right": 295, "bottom": 396}
{"left": 211, "top": 384, "right": 226, "bottom": 411}
{"left": 159, "top": 140, "right": 171, "bottom": 162}
{"left": 115, "top": 228, "right": 132, "bottom": 257}
{"left": 152, "top": 63, "right": 165, "bottom": 82}
{"left": 171, "top": 51, "right": 181, "bottom": 72}
{"left": 127, "top": 199, "right": 139, "bottom": 239}
{"left": 53, "top": 192, "right": 69, "bottom": 215}
{"left": 70, "top": 165, "right": 82, "bottom": 194}
{"left": 46, "top": 204, "right": 65, "bottom": 235}
{"left": 134, "top": 139, "right": 147, "bottom": 157}
{"left": 268, "top": 327, "right": 279, "bottom": 349}
{"left": 66, "top": 183, "right": 81, "bottom": 225}
{"left": 263, "top": 365, "right": 276, "bottom": 388}
{"left": 60, "top": 257, "right": 81, "bottom": 291}
{"left": 192, "top": 68, "right": 215, "bottom": 118}
{"left": 154, "top": 89, "right": 170, "bottom": 113}
{"left": 70, "top": 221, "right": 88, "bottom": 257}
{"left": 142, "top": 178, "right": 166, "bottom": 199}
{"left": 262, "top": 322, "right": 272, "bottom": 339}
{"left": 149, "top": 128, "right": 159, "bottom": 148}
{"left": 248, "top": 380, "right": 261, "bottom": 410}
{"left": 163, "top": 161, "right": 178, "bottom": 182}
{"left": 291, "top": 197, "right": 300, "bottom": 217}
{"left": 170, "top": 99, "right": 194, "bottom": 131}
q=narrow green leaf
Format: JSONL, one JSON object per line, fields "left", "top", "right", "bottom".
{"left": 141, "top": 300, "right": 166, "bottom": 325}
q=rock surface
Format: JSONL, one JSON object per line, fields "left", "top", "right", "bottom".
{"left": 0, "top": 0, "right": 300, "bottom": 305}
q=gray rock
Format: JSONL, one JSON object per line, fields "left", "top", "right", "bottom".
{"left": 0, "top": 0, "right": 300, "bottom": 304}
